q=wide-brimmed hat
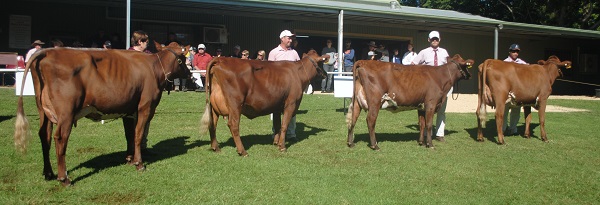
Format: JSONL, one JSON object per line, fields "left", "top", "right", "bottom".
{"left": 367, "top": 41, "right": 377, "bottom": 47}
{"left": 31, "top": 40, "right": 45, "bottom": 46}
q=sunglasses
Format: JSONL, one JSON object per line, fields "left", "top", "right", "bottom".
{"left": 430, "top": 37, "right": 439, "bottom": 42}
{"left": 140, "top": 39, "right": 148, "bottom": 43}
{"left": 243, "top": 54, "right": 249, "bottom": 56}
{"left": 509, "top": 50, "right": 519, "bottom": 53}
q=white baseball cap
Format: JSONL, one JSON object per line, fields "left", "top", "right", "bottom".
{"left": 428, "top": 31, "right": 440, "bottom": 39}
{"left": 198, "top": 44, "right": 206, "bottom": 49}
{"left": 279, "top": 30, "right": 295, "bottom": 39}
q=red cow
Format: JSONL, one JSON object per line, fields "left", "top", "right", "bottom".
{"left": 476, "top": 55, "right": 572, "bottom": 144}
{"left": 346, "top": 54, "right": 474, "bottom": 149}
{"left": 14, "top": 42, "right": 190, "bottom": 186}
{"left": 199, "top": 50, "right": 327, "bottom": 156}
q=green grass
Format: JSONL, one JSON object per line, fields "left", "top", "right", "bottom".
{"left": 1, "top": 87, "right": 599, "bottom": 204}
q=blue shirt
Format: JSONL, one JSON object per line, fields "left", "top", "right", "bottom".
{"left": 343, "top": 49, "right": 355, "bottom": 67}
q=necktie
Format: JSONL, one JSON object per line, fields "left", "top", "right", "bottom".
{"left": 433, "top": 49, "right": 438, "bottom": 66}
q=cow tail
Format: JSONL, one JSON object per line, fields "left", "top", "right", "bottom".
{"left": 200, "top": 58, "right": 217, "bottom": 134}
{"left": 14, "top": 52, "right": 39, "bottom": 154}
{"left": 477, "top": 62, "right": 488, "bottom": 126}
{"left": 345, "top": 61, "right": 361, "bottom": 126}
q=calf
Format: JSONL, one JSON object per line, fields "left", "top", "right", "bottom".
{"left": 476, "top": 55, "right": 571, "bottom": 144}
{"left": 200, "top": 50, "right": 327, "bottom": 156}
{"left": 346, "top": 54, "right": 474, "bottom": 149}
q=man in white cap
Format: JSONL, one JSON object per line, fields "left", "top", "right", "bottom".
{"left": 268, "top": 29, "right": 300, "bottom": 141}
{"left": 193, "top": 43, "right": 212, "bottom": 91}
{"left": 412, "top": 31, "right": 450, "bottom": 142}
{"left": 502, "top": 43, "right": 528, "bottom": 135}
{"left": 25, "top": 40, "right": 45, "bottom": 63}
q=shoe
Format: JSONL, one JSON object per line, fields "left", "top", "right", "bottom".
{"left": 286, "top": 134, "right": 298, "bottom": 142}
{"left": 182, "top": 88, "right": 188, "bottom": 92}
{"left": 435, "top": 136, "right": 446, "bottom": 142}
{"left": 505, "top": 131, "right": 518, "bottom": 136}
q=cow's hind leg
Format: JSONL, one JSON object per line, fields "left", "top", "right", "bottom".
{"left": 366, "top": 107, "right": 381, "bottom": 150}
{"left": 523, "top": 106, "right": 532, "bottom": 139}
{"left": 39, "top": 116, "right": 55, "bottom": 180}
{"left": 227, "top": 112, "right": 248, "bottom": 156}
{"left": 495, "top": 103, "right": 507, "bottom": 145}
{"left": 346, "top": 98, "right": 362, "bottom": 148}
{"left": 54, "top": 117, "right": 74, "bottom": 186}
{"left": 209, "top": 111, "right": 220, "bottom": 152}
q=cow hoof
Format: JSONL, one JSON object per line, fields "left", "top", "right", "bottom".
{"left": 58, "top": 177, "right": 72, "bottom": 187}
{"left": 279, "top": 147, "right": 287, "bottom": 152}
{"left": 476, "top": 138, "right": 485, "bottom": 142}
{"left": 125, "top": 155, "right": 133, "bottom": 163}
{"left": 43, "top": 172, "right": 56, "bottom": 181}
{"left": 347, "top": 143, "right": 355, "bottom": 148}
{"left": 418, "top": 141, "right": 424, "bottom": 146}
{"left": 497, "top": 141, "right": 505, "bottom": 145}
{"left": 238, "top": 151, "right": 248, "bottom": 157}
{"left": 369, "top": 145, "right": 380, "bottom": 151}
{"left": 136, "top": 164, "right": 146, "bottom": 171}
{"left": 426, "top": 144, "right": 435, "bottom": 149}
{"left": 211, "top": 147, "right": 221, "bottom": 153}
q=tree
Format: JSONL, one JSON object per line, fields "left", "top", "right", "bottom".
{"left": 400, "top": 0, "right": 600, "bottom": 31}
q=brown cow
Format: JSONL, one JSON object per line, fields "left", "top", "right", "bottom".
{"left": 199, "top": 50, "right": 327, "bottom": 156}
{"left": 14, "top": 42, "right": 190, "bottom": 186}
{"left": 476, "top": 55, "right": 571, "bottom": 144}
{"left": 346, "top": 54, "right": 474, "bottom": 149}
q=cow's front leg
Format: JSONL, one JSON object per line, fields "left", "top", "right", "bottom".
{"left": 122, "top": 117, "right": 136, "bottom": 163}
{"left": 272, "top": 112, "right": 282, "bottom": 146}
{"left": 537, "top": 101, "right": 548, "bottom": 142}
{"left": 424, "top": 108, "right": 435, "bottom": 148}
{"left": 523, "top": 106, "right": 532, "bottom": 138}
{"left": 417, "top": 110, "right": 426, "bottom": 146}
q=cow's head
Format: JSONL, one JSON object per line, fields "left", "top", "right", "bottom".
{"left": 158, "top": 42, "right": 192, "bottom": 80}
{"left": 302, "top": 49, "right": 328, "bottom": 78}
{"left": 537, "top": 55, "right": 572, "bottom": 77}
{"left": 447, "top": 54, "right": 474, "bottom": 80}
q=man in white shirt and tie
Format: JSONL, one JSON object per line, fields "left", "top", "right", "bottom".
{"left": 411, "top": 31, "right": 450, "bottom": 142}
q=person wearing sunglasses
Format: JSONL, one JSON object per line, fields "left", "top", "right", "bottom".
{"left": 411, "top": 31, "right": 450, "bottom": 142}
{"left": 255, "top": 50, "right": 266, "bottom": 61}
{"left": 502, "top": 43, "right": 528, "bottom": 136}
{"left": 241, "top": 50, "right": 250, "bottom": 59}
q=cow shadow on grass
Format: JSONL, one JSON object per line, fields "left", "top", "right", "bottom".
{"left": 69, "top": 136, "right": 207, "bottom": 184}
{"left": 464, "top": 119, "right": 540, "bottom": 143}
{"left": 218, "top": 122, "right": 327, "bottom": 152}
{"left": 0, "top": 115, "right": 13, "bottom": 123}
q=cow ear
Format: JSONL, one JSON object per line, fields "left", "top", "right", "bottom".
{"left": 561, "top": 61, "right": 572, "bottom": 69}
{"left": 537, "top": 60, "right": 546, "bottom": 65}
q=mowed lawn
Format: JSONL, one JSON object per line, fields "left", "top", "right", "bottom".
{"left": 1, "top": 87, "right": 599, "bottom": 204}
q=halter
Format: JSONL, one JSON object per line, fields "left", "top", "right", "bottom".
{"left": 155, "top": 48, "right": 184, "bottom": 83}
{"left": 448, "top": 60, "right": 469, "bottom": 100}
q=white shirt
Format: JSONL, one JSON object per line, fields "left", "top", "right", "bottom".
{"left": 412, "top": 47, "right": 449, "bottom": 66}
{"left": 503, "top": 57, "right": 527, "bottom": 64}
{"left": 25, "top": 48, "right": 39, "bottom": 63}
{"left": 401, "top": 51, "right": 416, "bottom": 65}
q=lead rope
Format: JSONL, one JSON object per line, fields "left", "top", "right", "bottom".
{"left": 156, "top": 53, "right": 172, "bottom": 83}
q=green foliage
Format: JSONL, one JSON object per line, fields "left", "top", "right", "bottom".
{"left": 401, "top": 0, "right": 600, "bottom": 30}
{"left": 1, "top": 88, "right": 599, "bottom": 204}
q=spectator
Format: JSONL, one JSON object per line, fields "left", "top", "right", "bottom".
{"left": 128, "top": 30, "right": 151, "bottom": 53}
{"left": 343, "top": 39, "right": 355, "bottom": 75}
{"left": 110, "top": 33, "right": 125, "bottom": 49}
{"left": 241, "top": 50, "right": 250, "bottom": 59}
{"left": 72, "top": 41, "right": 84, "bottom": 48}
{"left": 377, "top": 44, "right": 390, "bottom": 62}
{"left": 502, "top": 43, "right": 528, "bottom": 136}
{"left": 362, "top": 41, "right": 377, "bottom": 60}
{"left": 103, "top": 40, "right": 112, "bottom": 49}
{"left": 26, "top": 40, "right": 45, "bottom": 63}
{"left": 402, "top": 43, "right": 416, "bottom": 65}
{"left": 230, "top": 45, "right": 242, "bottom": 58}
{"left": 268, "top": 29, "right": 300, "bottom": 141}
{"left": 164, "top": 32, "right": 181, "bottom": 46}
{"left": 391, "top": 48, "right": 401, "bottom": 64}
{"left": 52, "top": 39, "right": 64, "bottom": 48}
{"left": 368, "top": 51, "right": 376, "bottom": 60}
{"left": 215, "top": 48, "right": 223, "bottom": 57}
{"left": 255, "top": 50, "right": 266, "bottom": 61}
{"left": 411, "top": 31, "right": 450, "bottom": 142}
{"left": 193, "top": 43, "right": 212, "bottom": 91}
{"left": 321, "top": 39, "right": 336, "bottom": 93}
